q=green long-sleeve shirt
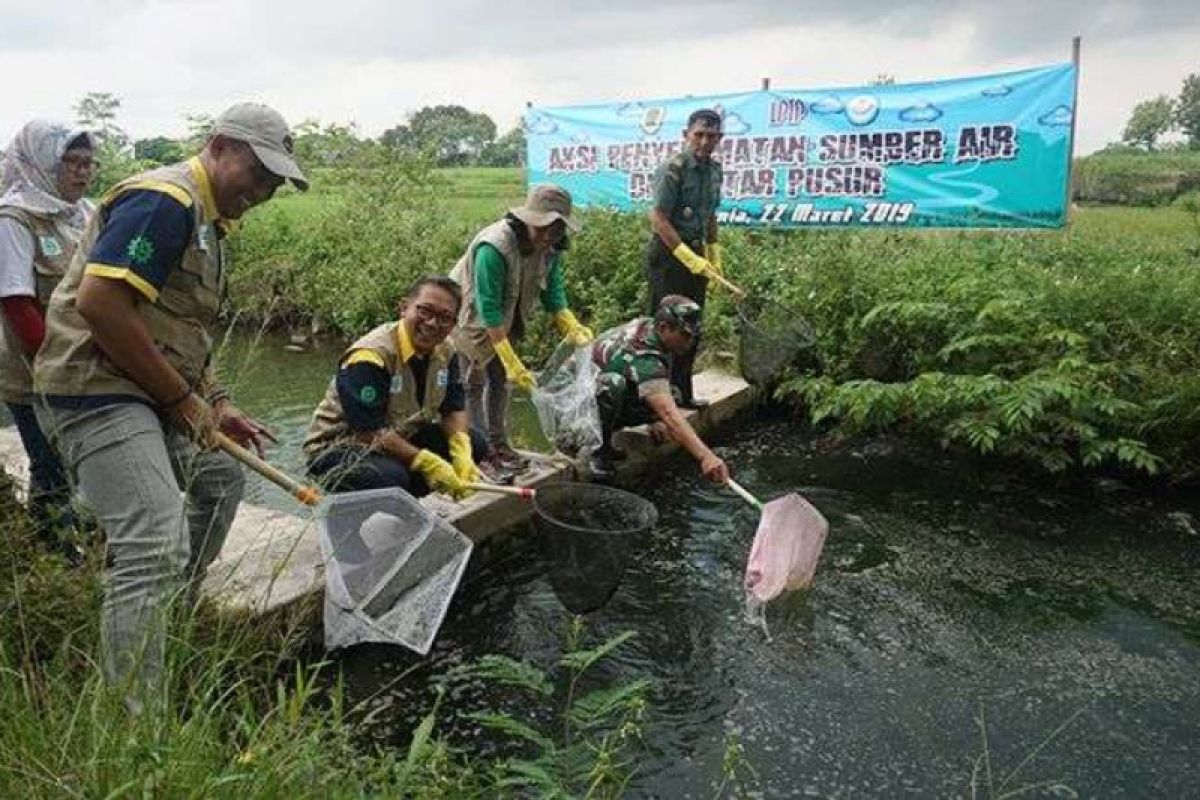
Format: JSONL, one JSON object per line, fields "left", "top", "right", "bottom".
{"left": 473, "top": 243, "right": 568, "bottom": 328}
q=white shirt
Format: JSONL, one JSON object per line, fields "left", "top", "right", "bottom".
{"left": 0, "top": 217, "right": 37, "bottom": 298}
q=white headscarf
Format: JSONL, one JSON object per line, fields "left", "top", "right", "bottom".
{"left": 0, "top": 120, "right": 96, "bottom": 225}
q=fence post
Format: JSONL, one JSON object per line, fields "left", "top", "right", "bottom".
{"left": 1064, "top": 36, "right": 1082, "bottom": 225}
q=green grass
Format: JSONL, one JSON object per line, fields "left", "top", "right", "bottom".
{"left": 0, "top": 469, "right": 657, "bottom": 798}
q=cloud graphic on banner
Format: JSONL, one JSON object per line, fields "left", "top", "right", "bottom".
{"left": 810, "top": 96, "right": 844, "bottom": 115}
{"left": 720, "top": 111, "right": 752, "bottom": 135}
{"left": 523, "top": 114, "right": 559, "bottom": 136}
{"left": 898, "top": 101, "right": 943, "bottom": 123}
{"left": 1038, "top": 105, "right": 1074, "bottom": 127}
{"left": 845, "top": 95, "right": 880, "bottom": 126}
{"left": 981, "top": 84, "right": 1013, "bottom": 98}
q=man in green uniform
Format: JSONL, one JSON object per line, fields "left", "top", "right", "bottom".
{"left": 645, "top": 108, "right": 725, "bottom": 409}
{"left": 33, "top": 103, "right": 305, "bottom": 707}
{"left": 304, "top": 275, "right": 485, "bottom": 500}
{"left": 588, "top": 295, "right": 730, "bottom": 485}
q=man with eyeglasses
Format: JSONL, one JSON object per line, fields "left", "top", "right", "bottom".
{"left": 304, "top": 275, "right": 487, "bottom": 501}
{"left": 32, "top": 102, "right": 305, "bottom": 708}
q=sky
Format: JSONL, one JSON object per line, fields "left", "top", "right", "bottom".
{"left": 1, "top": 0, "right": 1196, "bottom": 155}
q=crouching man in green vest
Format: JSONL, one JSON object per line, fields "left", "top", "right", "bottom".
{"left": 304, "top": 275, "right": 487, "bottom": 501}
{"left": 33, "top": 103, "right": 306, "bottom": 707}
{"left": 588, "top": 295, "right": 730, "bottom": 484}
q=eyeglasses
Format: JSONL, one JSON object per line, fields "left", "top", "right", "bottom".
{"left": 60, "top": 154, "right": 100, "bottom": 173}
{"left": 413, "top": 303, "right": 456, "bottom": 328}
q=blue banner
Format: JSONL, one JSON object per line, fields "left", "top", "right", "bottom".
{"left": 524, "top": 63, "right": 1076, "bottom": 229}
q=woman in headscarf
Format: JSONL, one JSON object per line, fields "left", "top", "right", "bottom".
{"left": 0, "top": 120, "right": 97, "bottom": 539}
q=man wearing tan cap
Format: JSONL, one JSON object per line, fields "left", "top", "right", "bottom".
{"left": 33, "top": 102, "right": 305, "bottom": 708}
{"left": 450, "top": 183, "right": 592, "bottom": 477}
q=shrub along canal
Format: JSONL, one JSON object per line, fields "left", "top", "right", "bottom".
{"left": 209, "top": 331, "right": 1200, "bottom": 797}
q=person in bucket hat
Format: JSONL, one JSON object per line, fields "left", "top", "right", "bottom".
{"left": 449, "top": 183, "right": 592, "bottom": 478}
{"left": 32, "top": 101, "right": 304, "bottom": 710}
{"left": 585, "top": 294, "right": 729, "bottom": 484}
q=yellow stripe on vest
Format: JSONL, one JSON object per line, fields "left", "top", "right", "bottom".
{"left": 105, "top": 180, "right": 194, "bottom": 210}
{"left": 84, "top": 263, "right": 160, "bottom": 302}
{"left": 343, "top": 349, "right": 386, "bottom": 369}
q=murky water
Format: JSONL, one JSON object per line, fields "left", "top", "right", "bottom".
{"left": 331, "top": 411, "right": 1200, "bottom": 798}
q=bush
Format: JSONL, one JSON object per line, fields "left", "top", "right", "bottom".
{"left": 1073, "top": 150, "right": 1200, "bottom": 206}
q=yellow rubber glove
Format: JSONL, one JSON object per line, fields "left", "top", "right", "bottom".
{"left": 448, "top": 431, "right": 482, "bottom": 484}
{"left": 705, "top": 242, "right": 724, "bottom": 276}
{"left": 554, "top": 309, "right": 594, "bottom": 347}
{"left": 671, "top": 243, "right": 716, "bottom": 278}
{"left": 411, "top": 449, "right": 472, "bottom": 499}
{"left": 493, "top": 338, "right": 536, "bottom": 392}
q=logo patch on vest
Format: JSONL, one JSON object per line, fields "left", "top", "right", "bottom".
{"left": 390, "top": 374, "right": 404, "bottom": 394}
{"left": 197, "top": 224, "right": 217, "bottom": 254}
{"left": 38, "top": 235, "right": 62, "bottom": 257}
{"left": 436, "top": 369, "right": 449, "bottom": 387}
{"left": 126, "top": 235, "right": 154, "bottom": 265}
{"left": 359, "top": 385, "right": 379, "bottom": 405}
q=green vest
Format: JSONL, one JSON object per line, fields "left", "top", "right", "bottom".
{"left": 0, "top": 206, "right": 83, "bottom": 402}
{"left": 449, "top": 219, "right": 552, "bottom": 363}
{"left": 34, "top": 159, "right": 226, "bottom": 402}
{"left": 303, "top": 321, "right": 455, "bottom": 457}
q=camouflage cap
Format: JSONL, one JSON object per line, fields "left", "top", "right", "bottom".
{"left": 212, "top": 102, "right": 308, "bottom": 191}
{"left": 655, "top": 295, "right": 702, "bottom": 336}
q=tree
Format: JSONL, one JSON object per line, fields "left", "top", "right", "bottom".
{"left": 133, "top": 136, "right": 186, "bottom": 164}
{"left": 293, "top": 120, "right": 378, "bottom": 167}
{"left": 397, "top": 105, "right": 497, "bottom": 167}
{"left": 1122, "top": 95, "right": 1176, "bottom": 151}
{"left": 183, "top": 112, "right": 214, "bottom": 152}
{"left": 74, "top": 92, "right": 128, "bottom": 148}
{"left": 1176, "top": 73, "right": 1200, "bottom": 148}
{"left": 479, "top": 126, "right": 526, "bottom": 167}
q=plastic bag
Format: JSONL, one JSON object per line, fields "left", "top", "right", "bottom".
{"left": 743, "top": 493, "right": 829, "bottom": 605}
{"left": 531, "top": 341, "right": 603, "bottom": 458}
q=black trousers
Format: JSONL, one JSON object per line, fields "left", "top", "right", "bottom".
{"left": 307, "top": 423, "right": 489, "bottom": 498}
{"left": 644, "top": 236, "right": 707, "bottom": 402}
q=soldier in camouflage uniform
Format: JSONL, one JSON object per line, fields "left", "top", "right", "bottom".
{"left": 645, "top": 108, "right": 724, "bottom": 409}
{"left": 589, "top": 295, "right": 729, "bottom": 484}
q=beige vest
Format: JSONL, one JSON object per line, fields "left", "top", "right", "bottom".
{"left": 303, "top": 321, "right": 455, "bottom": 457}
{"left": 448, "top": 219, "right": 552, "bottom": 363}
{"left": 0, "top": 207, "right": 82, "bottom": 402}
{"left": 34, "top": 159, "right": 226, "bottom": 402}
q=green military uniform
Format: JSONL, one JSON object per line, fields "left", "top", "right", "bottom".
{"left": 645, "top": 148, "right": 723, "bottom": 402}
{"left": 590, "top": 317, "right": 675, "bottom": 444}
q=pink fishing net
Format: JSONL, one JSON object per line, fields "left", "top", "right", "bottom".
{"left": 744, "top": 493, "right": 829, "bottom": 604}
